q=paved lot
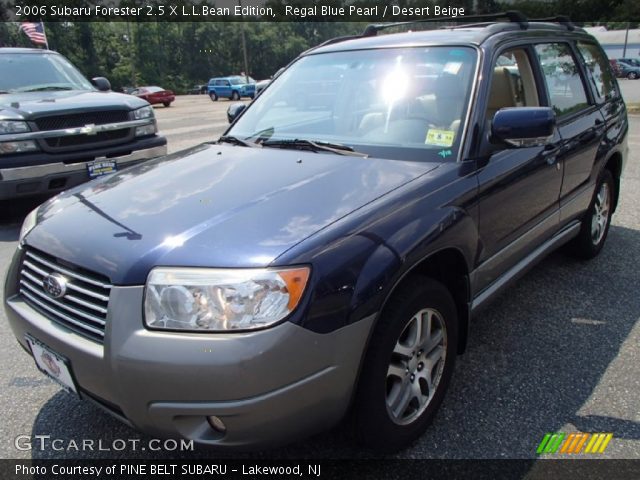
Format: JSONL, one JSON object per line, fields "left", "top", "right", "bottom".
{"left": 156, "top": 94, "right": 248, "bottom": 154}
{"left": 0, "top": 96, "right": 638, "bottom": 460}
{"left": 619, "top": 79, "right": 640, "bottom": 104}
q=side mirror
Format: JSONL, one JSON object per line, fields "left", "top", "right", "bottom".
{"left": 491, "top": 107, "right": 555, "bottom": 147}
{"left": 91, "top": 77, "right": 111, "bottom": 92}
{"left": 227, "top": 103, "right": 246, "bottom": 123}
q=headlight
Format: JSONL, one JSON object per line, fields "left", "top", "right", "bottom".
{"left": 19, "top": 207, "right": 39, "bottom": 244}
{"left": 0, "top": 120, "right": 30, "bottom": 135}
{"left": 133, "top": 106, "right": 154, "bottom": 120}
{"left": 0, "top": 140, "right": 39, "bottom": 154}
{"left": 144, "top": 266, "right": 310, "bottom": 332}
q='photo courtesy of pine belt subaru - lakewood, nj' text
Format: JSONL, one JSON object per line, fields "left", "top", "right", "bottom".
{"left": 3, "top": 12, "right": 629, "bottom": 452}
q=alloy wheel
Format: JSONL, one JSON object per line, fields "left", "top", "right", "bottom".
{"left": 591, "top": 182, "right": 610, "bottom": 245}
{"left": 385, "top": 308, "right": 447, "bottom": 425}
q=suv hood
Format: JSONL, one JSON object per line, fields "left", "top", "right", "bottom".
{"left": 0, "top": 90, "right": 148, "bottom": 119}
{"left": 26, "top": 144, "right": 439, "bottom": 284}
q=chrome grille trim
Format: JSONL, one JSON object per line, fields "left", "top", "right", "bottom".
{"left": 24, "top": 251, "right": 112, "bottom": 289}
{"left": 20, "top": 290, "right": 105, "bottom": 337}
{"left": 19, "top": 279, "right": 106, "bottom": 326}
{"left": 19, "top": 248, "right": 111, "bottom": 342}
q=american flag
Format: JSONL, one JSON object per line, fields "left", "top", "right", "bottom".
{"left": 19, "top": 22, "right": 48, "bottom": 46}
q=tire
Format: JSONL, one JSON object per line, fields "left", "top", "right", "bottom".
{"left": 163, "top": 102, "right": 171, "bottom": 107}
{"left": 231, "top": 91, "right": 240, "bottom": 101}
{"left": 566, "top": 169, "right": 614, "bottom": 259}
{"left": 210, "top": 92, "right": 218, "bottom": 102}
{"left": 354, "top": 277, "right": 458, "bottom": 452}
{"left": 627, "top": 71, "right": 638, "bottom": 80}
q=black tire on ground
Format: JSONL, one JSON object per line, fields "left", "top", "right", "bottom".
{"left": 627, "top": 71, "right": 638, "bottom": 80}
{"left": 231, "top": 91, "right": 240, "bottom": 101}
{"left": 210, "top": 92, "right": 218, "bottom": 102}
{"left": 353, "top": 276, "right": 458, "bottom": 452}
{"left": 163, "top": 102, "right": 171, "bottom": 107}
{"left": 566, "top": 168, "right": 615, "bottom": 259}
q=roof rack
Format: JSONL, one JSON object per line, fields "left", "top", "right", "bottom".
{"left": 362, "top": 11, "right": 529, "bottom": 36}
{"left": 309, "top": 11, "right": 578, "bottom": 55}
{"left": 529, "top": 15, "right": 576, "bottom": 31}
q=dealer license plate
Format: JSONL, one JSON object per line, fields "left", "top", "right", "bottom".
{"left": 87, "top": 159, "right": 117, "bottom": 178}
{"left": 25, "top": 335, "right": 78, "bottom": 395}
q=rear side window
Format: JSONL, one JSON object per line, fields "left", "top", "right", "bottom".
{"left": 576, "top": 42, "right": 618, "bottom": 102}
{"left": 534, "top": 43, "right": 589, "bottom": 118}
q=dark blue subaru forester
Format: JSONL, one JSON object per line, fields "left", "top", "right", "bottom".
{"left": 4, "top": 13, "right": 628, "bottom": 452}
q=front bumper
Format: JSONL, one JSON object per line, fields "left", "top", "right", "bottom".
{"left": 0, "top": 136, "right": 166, "bottom": 200}
{"left": 3, "top": 252, "right": 371, "bottom": 448}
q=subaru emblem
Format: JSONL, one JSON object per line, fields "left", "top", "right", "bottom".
{"left": 43, "top": 273, "right": 68, "bottom": 299}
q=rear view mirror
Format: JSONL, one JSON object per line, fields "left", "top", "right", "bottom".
{"left": 227, "top": 103, "right": 247, "bottom": 123}
{"left": 91, "top": 77, "right": 111, "bottom": 92}
{"left": 491, "top": 107, "right": 555, "bottom": 147}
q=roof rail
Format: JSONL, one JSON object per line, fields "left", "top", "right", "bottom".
{"left": 362, "top": 10, "right": 529, "bottom": 36}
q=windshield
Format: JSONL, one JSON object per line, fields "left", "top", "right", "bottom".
{"left": 0, "top": 52, "right": 94, "bottom": 93}
{"left": 228, "top": 46, "right": 477, "bottom": 161}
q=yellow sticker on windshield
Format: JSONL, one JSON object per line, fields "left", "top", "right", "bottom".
{"left": 425, "top": 129, "right": 455, "bottom": 147}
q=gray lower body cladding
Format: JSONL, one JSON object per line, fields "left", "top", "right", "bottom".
{"left": 4, "top": 264, "right": 373, "bottom": 448}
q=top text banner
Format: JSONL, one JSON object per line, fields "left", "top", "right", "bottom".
{"left": 2, "top": 0, "right": 468, "bottom": 22}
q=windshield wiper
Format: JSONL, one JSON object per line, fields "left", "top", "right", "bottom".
{"left": 261, "top": 139, "right": 368, "bottom": 157}
{"left": 218, "top": 135, "right": 260, "bottom": 148}
{"left": 244, "top": 127, "right": 275, "bottom": 144}
{"left": 21, "top": 86, "right": 74, "bottom": 92}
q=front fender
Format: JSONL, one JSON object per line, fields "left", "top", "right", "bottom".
{"left": 276, "top": 162, "right": 480, "bottom": 334}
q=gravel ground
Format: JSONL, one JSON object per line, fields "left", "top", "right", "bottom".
{"left": 0, "top": 97, "right": 638, "bottom": 460}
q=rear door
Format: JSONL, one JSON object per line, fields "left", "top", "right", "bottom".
{"left": 533, "top": 42, "right": 605, "bottom": 224}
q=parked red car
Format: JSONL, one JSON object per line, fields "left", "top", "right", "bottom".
{"left": 131, "top": 86, "right": 175, "bottom": 107}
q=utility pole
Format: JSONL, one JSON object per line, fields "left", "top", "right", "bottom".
{"left": 622, "top": 22, "right": 630, "bottom": 58}
{"left": 126, "top": 21, "right": 136, "bottom": 87}
{"left": 238, "top": 0, "right": 250, "bottom": 83}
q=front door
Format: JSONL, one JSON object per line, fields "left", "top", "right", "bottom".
{"left": 474, "top": 46, "right": 564, "bottom": 292}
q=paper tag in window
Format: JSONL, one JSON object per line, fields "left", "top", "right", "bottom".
{"left": 425, "top": 129, "right": 455, "bottom": 147}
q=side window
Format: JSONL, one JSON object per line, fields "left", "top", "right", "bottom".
{"left": 576, "top": 41, "right": 618, "bottom": 102}
{"left": 487, "top": 48, "right": 540, "bottom": 120}
{"left": 534, "top": 43, "right": 589, "bottom": 118}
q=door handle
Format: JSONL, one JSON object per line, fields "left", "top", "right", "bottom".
{"left": 541, "top": 144, "right": 561, "bottom": 165}
{"left": 578, "top": 129, "right": 597, "bottom": 143}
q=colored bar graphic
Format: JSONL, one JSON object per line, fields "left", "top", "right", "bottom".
{"left": 598, "top": 433, "right": 613, "bottom": 453}
{"left": 560, "top": 433, "right": 576, "bottom": 453}
{"left": 537, "top": 432, "right": 613, "bottom": 454}
{"left": 546, "top": 433, "right": 566, "bottom": 453}
{"left": 537, "top": 433, "right": 552, "bottom": 454}
{"left": 571, "top": 433, "right": 589, "bottom": 454}
{"left": 584, "top": 433, "right": 599, "bottom": 453}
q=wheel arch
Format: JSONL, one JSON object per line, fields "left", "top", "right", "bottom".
{"left": 378, "top": 247, "right": 471, "bottom": 356}
{"left": 604, "top": 151, "right": 623, "bottom": 213}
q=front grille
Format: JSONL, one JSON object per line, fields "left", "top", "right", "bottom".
{"left": 19, "top": 248, "right": 111, "bottom": 342}
{"left": 34, "top": 111, "right": 130, "bottom": 131}
{"left": 44, "top": 129, "right": 129, "bottom": 148}
{"left": 34, "top": 110, "right": 133, "bottom": 152}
